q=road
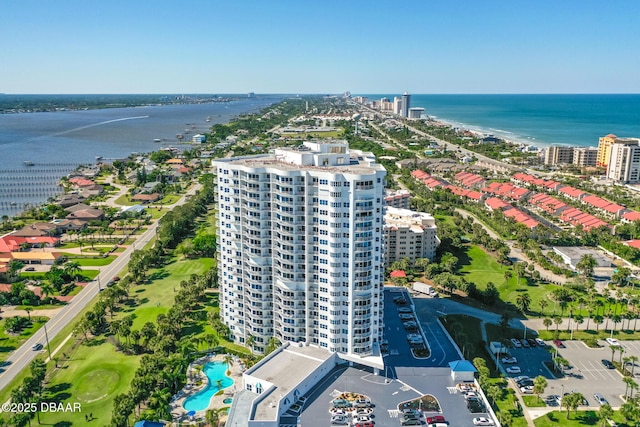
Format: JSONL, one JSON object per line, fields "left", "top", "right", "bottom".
{"left": 0, "top": 183, "right": 201, "bottom": 392}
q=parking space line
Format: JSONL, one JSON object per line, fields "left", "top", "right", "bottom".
{"left": 586, "top": 360, "right": 608, "bottom": 380}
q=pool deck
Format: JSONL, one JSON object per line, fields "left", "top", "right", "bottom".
{"left": 169, "top": 353, "right": 245, "bottom": 424}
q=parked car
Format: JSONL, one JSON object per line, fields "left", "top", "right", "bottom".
{"left": 594, "top": 393, "right": 609, "bottom": 406}
{"left": 24, "top": 267, "right": 36, "bottom": 271}
{"left": 553, "top": 339, "right": 564, "bottom": 348}
{"left": 517, "top": 379, "right": 533, "bottom": 388}
{"left": 521, "top": 339, "right": 530, "bottom": 348}
{"left": 535, "top": 338, "right": 546, "bottom": 347}
{"left": 400, "top": 418, "right": 422, "bottom": 426}
{"left": 355, "top": 415, "right": 373, "bottom": 423}
{"left": 332, "top": 399, "right": 351, "bottom": 408}
{"left": 467, "top": 400, "right": 485, "bottom": 413}
{"left": 527, "top": 338, "right": 537, "bottom": 347}
{"left": 601, "top": 359, "right": 615, "bottom": 369}
{"left": 520, "top": 386, "right": 534, "bottom": 394}
{"left": 510, "top": 338, "right": 522, "bottom": 348}
{"left": 398, "top": 307, "right": 413, "bottom": 313}
{"left": 354, "top": 400, "right": 372, "bottom": 408}
{"left": 501, "top": 357, "right": 517, "bottom": 364}
{"left": 473, "top": 416, "right": 495, "bottom": 426}
{"left": 545, "top": 395, "right": 561, "bottom": 406}
{"left": 393, "top": 296, "right": 408, "bottom": 305}
{"left": 426, "top": 416, "right": 444, "bottom": 424}
{"left": 403, "top": 321, "right": 418, "bottom": 330}
{"left": 330, "top": 415, "right": 349, "bottom": 425}
{"left": 506, "top": 366, "right": 522, "bottom": 374}
{"left": 355, "top": 423, "right": 375, "bottom": 427}
{"left": 399, "top": 313, "right": 415, "bottom": 321}
{"left": 606, "top": 338, "right": 621, "bottom": 346}
{"left": 402, "top": 413, "right": 421, "bottom": 421}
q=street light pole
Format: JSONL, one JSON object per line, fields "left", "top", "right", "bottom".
{"left": 43, "top": 323, "right": 52, "bottom": 360}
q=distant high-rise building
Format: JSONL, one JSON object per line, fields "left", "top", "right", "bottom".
{"left": 212, "top": 140, "right": 386, "bottom": 357}
{"left": 401, "top": 92, "right": 411, "bottom": 117}
{"left": 597, "top": 134, "right": 618, "bottom": 168}
{"left": 408, "top": 108, "right": 425, "bottom": 119}
{"left": 607, "top": 139, "right": 640, "bottom": 183}
{"left": 572, "top": 147, "right": 598, "bottom": 167}
{"left": 393, "top": 97, "right": 403, "bottom": 115}
{"left": 544, "top": 146, "right": 574, "bottom": 165}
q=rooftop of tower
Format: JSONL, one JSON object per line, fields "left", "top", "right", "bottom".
{"left": 213, "top": 139, "right": 386, "bottom": 175}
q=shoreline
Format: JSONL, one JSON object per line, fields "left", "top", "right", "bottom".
{"left": 359, "top": 93, "right": 639, "bottom": 149}
{"left": 426, "top": 115, "right": 555, "bottom": 150}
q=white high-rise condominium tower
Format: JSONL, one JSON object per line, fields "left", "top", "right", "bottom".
{"left": 212, "top": 140, "right": 386, "bottom": 358}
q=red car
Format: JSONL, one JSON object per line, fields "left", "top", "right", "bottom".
{"left": 553, "top": 339, "right": 564, "bottom": 348}
{"left": 355, "top": 423, "right": 375, "bottom": 427}
{"left": 426, "top": 416, "right": 445, "bottom": 424}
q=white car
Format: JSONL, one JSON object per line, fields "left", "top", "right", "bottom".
{"left": 473, "top": 417, "right": 495, "bottom": 426}
{"left": 355, "top": 415, "right": 373, "bottom": 423}
{"left": 535, "top": 338, "right": 546, "bottom": 347}
{"left": 606, "top": 338, "right": 620, "bottom": 346}
{"left": 510, "top": 338, "right": 522, "bottom": 348}
{"left": 330, "top": 415, "right": 349, "bottom": 425}
{"left": 506, "top": 366, "right": 522, "bottom": 374}
{"left": 501, "top": 356, "right": 517, "bottom": 364}
{"left": 520, "top": 385, "right": 534, "bottom": 394}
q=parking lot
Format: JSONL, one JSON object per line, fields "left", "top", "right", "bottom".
{"left": 294, "top": 288, "right": 496, "bottom": 426}
{"left": 546, "top": 339, "right": 631, "bottom": 408}
{"left": 501, "top": 338, "right": 554, "bottom": 381}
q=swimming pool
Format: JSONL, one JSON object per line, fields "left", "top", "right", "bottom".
{"left": 183, "top": 361, "right": 233, "bottom": 412}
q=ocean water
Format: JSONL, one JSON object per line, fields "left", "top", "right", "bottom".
{"left": 0, "top": 97, "right": 280, "bottom": 217}
{"left": 364, "top": 94, "right": 640, "bottom": 148}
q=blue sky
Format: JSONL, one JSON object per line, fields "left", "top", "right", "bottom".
{"left": 1, "top": 0, "right": 639, "bottom": 94}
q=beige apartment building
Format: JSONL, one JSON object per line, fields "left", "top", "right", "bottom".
{"left": 384, "top": 206, "right": 439, "bottom": 267}
{"left": 544, "top": 145, "right": 574, "bottom": 165}
{"left": 573, "top": 147, "right": 598, "bottom": 167}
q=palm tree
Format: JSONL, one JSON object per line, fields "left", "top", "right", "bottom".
{"left": 576, "top": 254, "right": 597, "bottom": 278}
{"left": 205, "top": 408, "right": 220, "bottom": 427}
{"left": 611, "top": 345, "right": 621, "bottom": 363}
{"left": 543, "top": 317, "right": 552, "bottom": 331}
{"left": 623, "top": 377, "right": 636, "bottom": 399}
{"left": 533, "top": 375, "right": 547, "bottom": 402}
{"left": 223, "top": 354, "right": 234, "bottom": 368}
{"left": 553, "top": 316, "right": 563, "bottom": 332}
{"left": 504, "top": 270, "right": 513, "bottom": 284}
{"left": 246, "top": 334, "right": 256, "bottom": 352}
{"left": 39, "top": 282, "right": 55, "bottom": 300}
{"left": 629, "top": 355, "right": 639, "bottom": 376}
{"left": 594, "top": 315, "right": 604, "bottom": 331}
{"left": 515, "top": 292, "right": 532, "bottom": 314}
{"left": 598, "top": 403, "right": 613, "bottom": 427}
{"left": 538, "top": 299, "right": 548, "bottom": 316}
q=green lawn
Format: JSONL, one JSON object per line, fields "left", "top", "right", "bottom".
{"left": 114, "top": 194, "right": 137, "bottom": 206}
{"left": 0, "top": 317, "right": 47, "bottom": 362}
{"left": 453, "top": 245, "right": 562, "bottom": 316}
{"left": 117, "top": 256, "right": 216, "bottom": 330}
{"left": 33, "top": 340, "right": 140, "bottom": 426}
{"left": 534, "top": 410, "right": 627, "bottom": 427}
{"left": 522, "top": 395, "right": 547, "bottom": 407}
{"left": 73, "top": 256, "right": 117, "bottom": 266}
